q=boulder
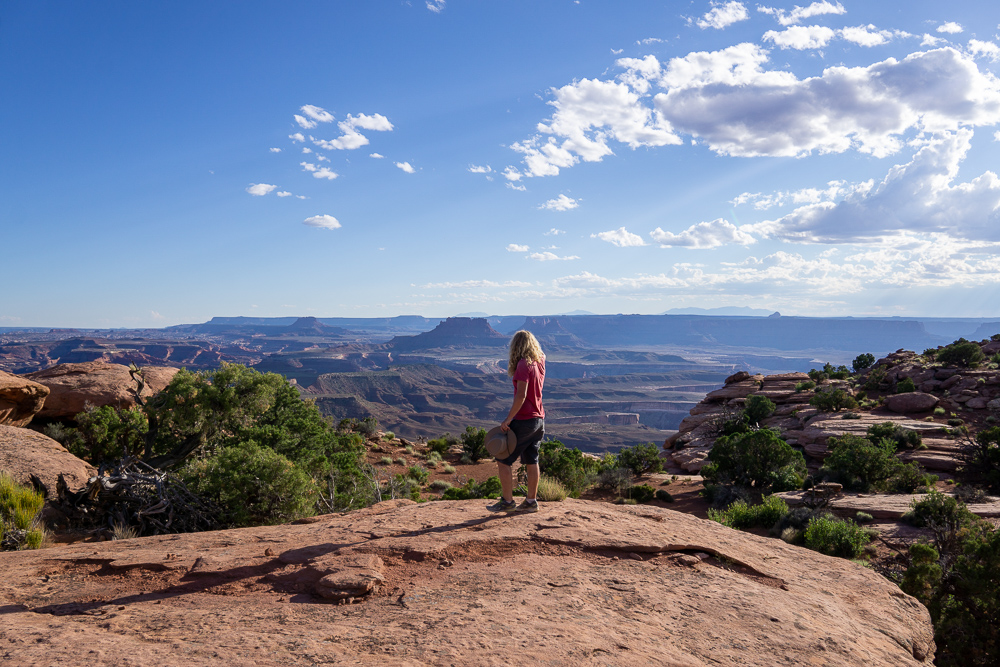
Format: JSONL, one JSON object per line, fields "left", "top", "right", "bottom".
{"left": 0, "top": 498, "right": 935, "bottom": 665}
{"left": 0, "top": 371, "right": 49, "bottom": 427}
{"left": 0, "top": 425, "right": 94, "bottom": 494}
{"left": 703, "top": 376, "right": 763, "bottom": 402}
{"left": 24, "top": 362, "right": 179, "bottom": 419}
{"left": 883, "top": 392, "right": 939, "bottom": 414}
{"left": 724, "top": 370, "right": 751, "bottom": 384}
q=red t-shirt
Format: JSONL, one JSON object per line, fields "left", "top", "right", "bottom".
{"left": 512, "top": 357, "right": 545, "bottom": 420}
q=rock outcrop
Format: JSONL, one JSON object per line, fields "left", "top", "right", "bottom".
{"left": 0, "top": 498, "right": 933, "bottom": 665}
{"left": 0, "top": 370, "right": 49, "bottom": 427}
{"left": 23, "top": 361, "right": 179, "bottom": 420}
{"left": 666, "top": 343, "right": 1000, "bottom": 474}
{"left": 0, "top": 425, "right": 94, "bottom": 493}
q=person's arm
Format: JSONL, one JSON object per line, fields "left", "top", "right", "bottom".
{"left": 501, "top": 380, "right": 528, "bottom": 432}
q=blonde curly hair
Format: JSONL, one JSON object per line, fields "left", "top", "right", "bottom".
{"left": 507, "top": 330, "right": 544, "bottom": 377}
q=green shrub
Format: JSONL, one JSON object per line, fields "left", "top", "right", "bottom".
{"left": 356, "top": 417, "right": 380, "bottom": 438}
{"left": 406, "top": 465, "right": 430, "bottom": 485}
{"left": 937, "top": 338, "right": 985, "bottom": 368}
{"left": 427, "top": 434, "right": 457, "bottom": 456}
{"left": 810, "top": 388, "right": 858, "bottom": 413}
{"left": 461, "top": 426, "right": 488, "bottom": 463}
{"left": 426, "top": 451, "right": 443, "bottom": 464}
{"left": 990, "top": 352, "right": 1000, "bottom": 367}
{"left": 597, "top": 467, "right": 633, "bottom": 497}
{"left": 708, "top": 495, "right": 789, "bottom": 530}
{"left": 794, "top": 381, "right": 816, "bottom": 392}
{"left": 536, "top": 475, "right": 568, "bottom": 502}
{"left": 0, "top": 472, "right": 46, "bottom": 551}
{"left": 655, "top": 489, "right": 674, "bottom": 503}
{"left": 440, "top": 476, "right": 502, "bottom": 500}
{"left": 701, "top": 428, "right": 806, "bottom": 498}
{"left": 855, "top": 511, "right": 874, "bottom": 523}
{"left": 959, "top": 426, "right": 1000, "bottom": 492}
{"left": 428, "top": 479, "right": 453, "bottom": 491}
{"left": 179, "top": 442, "right": 318, "bottom": 527}
{"left": 615, "top": 442, "right": 663, "bottom": 476}
{"left": 382, "top": 431, "right": 395, "bottom": 441}
{"left": 852, "top": 353, "right": 876, "bottom": 373}
{"left": 626, "top": 483, "right": 656, "bottom": 503}
{"left": 823, "top": 363, "right": 851, "bottom": 380}
{"left": 378, "top": 456, "right": 392, "bottom": 465}
{"left": 900, "top": 495, "right": 1000, "bottom": 666}
{"left": 803, "top": 515, "right": 872, "bottom": 559}
{"left": 896, "top": 377, "right": 917, "bottom": 393}
{"left": 743, "top": 394, "right": 777, "bottom": 425}
{"left": 808, "top": 368, "right": 828, "bottom": 383}
{"left": 538, "top": 440, "right": 600, "bottom": 497}
{"left": 863, "top": 364, "right": 888, "bottom": 391}
{"left": 867, "top": 421, "right": 922, "bottom": 450}
{"left": 821, "top": 434, "right": 908, "bottom": 492}
{"left": 442, "top": 464, "right": 456, "bottom": 474}
{"left": 934, "top": 407, "right": 947, "bottom": 416}
{"left": 61, "top": 405, "right": 149, "bottom": 464}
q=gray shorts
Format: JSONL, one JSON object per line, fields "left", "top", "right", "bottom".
{"left": 498, "top": 418, "right": 544, "bottom": 466}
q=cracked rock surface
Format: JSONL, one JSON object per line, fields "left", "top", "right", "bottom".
{"left": 0, "top": 498, "right": 932, "bottom": 666}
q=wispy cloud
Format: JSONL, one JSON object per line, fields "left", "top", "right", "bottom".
{"left": 370, "top": 152, "right": 384, "bottom": 158}
{"left": 528, "top": 251, "right": 580, "bottom": 261}
{"left": 269, "top": 147, "right": 282, "bottom": 153}
{"left": 539, "top": 194, "right": 579, "bottom": 211}
{"left": 303, "top": 214, "right": 341, "bottom": 230}
{"left": 246, "top": 183, "right": 277, "bottom": 196}
{"left": 312, "top": 113, "right": 394, "bottom": 151}
{"left": 276, "top": 191, "right": 293, "bottom": 197}
{"left": 468, "top": 165, "right": 493, "bottom": 173}
{"left": 650, "top": 219, "right": 756, "bottom": 248}
{"left": 592, "top": 227, "right": 646, "bottom": 247}
{"left": 426, "top": 0, "right": 445, "bottom": 13}
{"left": 544, "top": 228, "right": 565, "bottom": 236}
{"left": 757, "top": 1, "right": 846, "bottom": 26}
{"left": 395, "top": 161, "right": 416, "bottom": 173}
{"left": 937, "top": 22, "right": 964, "bottom": 34}
{"left": 697, "top": 2, "right": 749, "bottom": 30}
{"left": 507, "top": 243, "right": 529, "bottom": 252}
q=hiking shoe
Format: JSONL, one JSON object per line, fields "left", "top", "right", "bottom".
{"left": 488, "top": 498, "right": 517, "bottom": 513}
{"left": 516, "top": 499, "right": 540, "bottom": 513}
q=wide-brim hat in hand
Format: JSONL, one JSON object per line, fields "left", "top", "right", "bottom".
{"left": 485, "top": 425, "right": 517, "bottom": 460}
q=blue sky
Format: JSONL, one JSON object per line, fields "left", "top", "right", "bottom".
{"left": 3, "top": 0, "right": 1000, "bottom": 327}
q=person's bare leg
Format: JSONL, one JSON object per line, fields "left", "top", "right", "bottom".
{"left": 526, "top": 463, "right": 539, "bottom": 501}
{"left": 498, "top": 461, "right": 514, "bottom": 501}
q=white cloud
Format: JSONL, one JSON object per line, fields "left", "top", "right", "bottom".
{"left": 294, "top": 114, "right": 316, "bottom": 129}
{"left": 289, "top": 133, "right": 305, "bottom": 143}
{"left": 302, "top": 147, "right": 313, "bottom": 154}
{"left": 512, "top": 77, "right": 681, "bottom": 178}
{"left": 697, "top": 2, "right": 748, "bottom": 30}
{"left": 747, "top": 129, "right": 1000, "bottom": 243}
{"left": 732, "top": 181, "right": 852, "bottom": 210}
{"left": 276, "top": 191, "right": 293, "bottom": 197}
{"left": 426, "top": 0, "right": 445, "bottom": 13}
{"left": 312, "top": 167, "right": 338, "bottom": 180}
{"left": 151, "top": 310, "right": 165, "bottom": 320}
{"left": 937, "top": 22, "right": 964, "bottom": 34}
{"left": 969, "top": 39, "right": 1000, "bottom": 62}
{"left": 638, "top": 37, "right": 667, "bottom": 45}
{"left": 922, "top": 34, "right": 944, "bottom": 47}
{"left": 528, "top": 251, "right": 580, "bottom": 261}
{"left": 300, "top": 161, "right": 316, "bottom": 172}
{"left": 395, "top": 161, "right": 416, "bottom": 173}
{"left": 507, "top": 244, "right": 530, "bottom": 252}
{"left": 650, "top": 219, "right": 756, "bottom": 248}
{"left": 545, "top": 228, "right": 566, "bottom": 236}
{"left": 592, "top": 227, "right": 646, "bottom": 247}
{"left": 370, "top": 153, "right": 384, "bottom": 158}
{"left": 757, "top": 1, "right": 845, "bottom": 26}
{"left": 313, "top": 113, "right": 393, "bottom": 151}
{"left": 269, "top": 147, "right": 282, "bottom": 153}
{"left": 763, "top": 25, "right": 836, "bottom": 50}
{"left": 506, "top": 183, "right": 527, "bottom": 191}
{"left": 503, "top": 166, "right": 523, "bottom": 181}
{"left": 300, "top": 105, "right": 334, "bottom": 124}
{"left": 468, "top": 165, "right": 493, "bottom": 173}
{"left": 246, "top": 183, "right": 277, "bottom": 196}
{"left": 539, "top": 194, "right": 580, "bottom": 211}
{"left": 994, "top": 130, "right": 1000, "bottom": 142}
{"left": 303, "top": 214, "right": 341, "bottom": 230}
{"left": 839, "top": 25, "right": 894, "bottom": 47}
{"left": 420, "top": 279, "right": 533, "bottom": 289}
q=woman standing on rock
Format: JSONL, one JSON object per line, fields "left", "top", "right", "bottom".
{"left": 489, "top": 330, "right": 545, "bottom": 513}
